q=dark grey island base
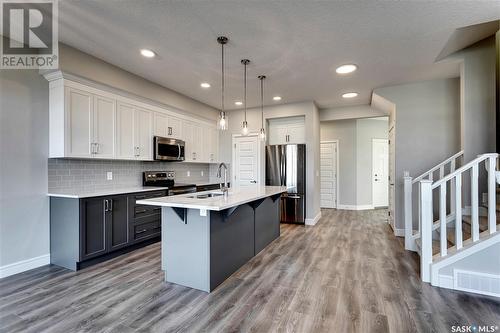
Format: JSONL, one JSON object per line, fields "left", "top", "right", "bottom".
{"left": 161, "top": 194, "right": 281, "bottom": 292}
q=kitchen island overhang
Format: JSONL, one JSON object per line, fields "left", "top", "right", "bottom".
{"left": 137, "top": 186, "right": 286, "bottom": 292}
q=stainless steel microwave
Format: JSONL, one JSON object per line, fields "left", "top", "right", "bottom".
{"left": 153, "top": 136, "right": 185, "bottom": 161}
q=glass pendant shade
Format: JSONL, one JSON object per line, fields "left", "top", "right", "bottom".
{"left": 259, "top": 127, "right": 266, "bottom": 141}
{"left": 241, "top": 120, "right": 249, "bottom": 135}
{"left": 241, "top": 59, "right": 250, "bottom": 136}
{"left": 218, "top": 111, "right": 228, "bottom": 130}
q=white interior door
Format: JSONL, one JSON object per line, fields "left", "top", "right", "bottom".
{"left": 320, "top": 141, "right": 337, "bottom": 208}
{"left": 388, "top": 127, "right": 395, "bottom": 227}
{"left": 372, "top": 139, "right": 389, "bottom": 207}
{"left": 232, "top": 135, "right": 260, "bottom": 188}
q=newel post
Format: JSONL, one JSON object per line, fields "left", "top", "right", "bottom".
{"left": 420, "top": 179, "right": 433, "bottom": 283}
{"left": 403, "top": 171, "right": 415, "bottom": 251}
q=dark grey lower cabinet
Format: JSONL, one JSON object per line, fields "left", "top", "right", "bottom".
{"left": 51, "top": 190, "right": 164, "bottom": 271}
{"left": 80, "top": 197, "right": 107, "bottom": 261}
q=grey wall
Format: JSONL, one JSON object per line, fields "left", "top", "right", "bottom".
{"left": 320, "top": 118, "right": 388, "bottom": 207}
{"left": 449, "top": 36, "right": 496, "bottom": 161}
{"left": 320, "top": 119, "right": 357, "bottom": 206}
{"left": 222, "top": 101, "right": 321, "bottom": 221}
{"left": 0, "top": 70, "right": 50, "bottom": 268}
{"left": 374, "top": 78, "right": 461, "bottom": 230}
{"left": 48, "top": 159, "right": 213, "bottom": 193}
{"left": 58, "top": 44, "right": 219, "bottom": 121}
{"left": 320, "top": 105, "right": 387, "bottom": 122}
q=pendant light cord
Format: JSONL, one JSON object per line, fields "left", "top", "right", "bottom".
{"left": 221, "top": 42, "right": 225, "bottom": 113}
{"left": 260, "top": 76, "right": 264, "bottom": 127}
{"left": 244, "top": 62, "right": 247, "bottom": 122}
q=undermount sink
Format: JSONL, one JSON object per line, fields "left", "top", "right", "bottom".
{"left": 187, "top": 192, "right": 225, "bottom": 199}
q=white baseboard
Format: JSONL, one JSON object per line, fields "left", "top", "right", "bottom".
{"left": 437, "top": 274, "right": 454, "bottom": 289}
{"left": 393, "top": 228, "right": 405, "bottom": 237}
{"left": 305, "top": 211, "right": 322, "bottom": 226}
{"left": 337, "top": 204, "right": 374, "bottom": 211}
{"left": 0, "top": 254, "right": 50, "bottom": 279}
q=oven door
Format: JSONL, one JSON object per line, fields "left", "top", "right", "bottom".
{"left": 154, "top": 136, "right": 185, "bottom": 161}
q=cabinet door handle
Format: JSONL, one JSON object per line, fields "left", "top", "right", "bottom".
{"left": 168, "top": 127, "right": 172, "bottom": 136}
{"left": 136, "top": 229, "right": 148, "bottom": 234}
{"left": 91, "top": 143, "right": 95, "bottom": 154}
{"left": 95, "top": 143, "right": 100, "bottom": 154}
{"left": 104, "top": 199, "right": 109, "bottom": 212}
{"left": 109, "top": 199, "right": 113, "bottom": 212}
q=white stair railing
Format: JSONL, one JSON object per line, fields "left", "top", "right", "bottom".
{"left": 419, "top": 153, "right": 498, "bottom": 282}
{"left": 404, "top": 151, "right": 464, "bottom": 251}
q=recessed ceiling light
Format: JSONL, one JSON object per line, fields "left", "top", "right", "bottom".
{"left": 342, "top": 92, "right": 358, "bottom": 98}
{"left": 140, "top": 49, "right": 156, "bottom": 58}
{"left": 273, "top": 96, "right": 282, "bottom": 101}
{"left": 336, "top": 64, "right": 357, "bottom": 74}
{"left": 200, "top": 82, "right": 211, "bottom": 88}
{"left": 235, "top": 101, "right": 243, "bottom": 106}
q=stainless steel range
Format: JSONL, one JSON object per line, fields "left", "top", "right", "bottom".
{"left": 143, "top": 171, "right": 196, "bottom": 195}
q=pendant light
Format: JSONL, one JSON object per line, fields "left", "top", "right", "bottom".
{"left": 258, "top": 75, "right": 266, "bottom": 141}
{"left": 241, "top": 59, "right": 250, "bottom": 136}
{"left": 217, "top": 36, "right": 228, "bottom": 131}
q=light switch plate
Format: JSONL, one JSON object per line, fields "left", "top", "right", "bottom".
{"left": 201, "top": 171, "right": 204, "bottom": 177}
{"left": 106, "top": 171, "right": 113, "bottom": 180}
{"left": 187, "top": 171, "right": 190, "bottom": 177}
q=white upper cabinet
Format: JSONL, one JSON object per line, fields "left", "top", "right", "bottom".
{"left": 93, "top": 94, "right": 116, "bottom": 159}
{"left": 153, "top": 113, "right": 182, "bottom": 139}
{"left": 153, "top": 112, "right": 168, "bottom": 137}
{"left": 268, "top": 116, "right": 305, "bottom": 145}
{"left": 47, "top": 75, "right": 217, "bottom": 162}
{"left": 116, "top": 103, "right": 152, "bottom": 160}
{"left": 134, "top": 108, "right": 153, "bottom": 160}
{"left": 116, "top": 102, "right": 135, "bottom": 159}
{"left": 65, "top": 87, "right": 93, "bottom": 158}
{"left": 168, "top": 115, "right": 182, "bottom": 138}
{"left": 206, "top": 126, "right": 219, "bottom": 163}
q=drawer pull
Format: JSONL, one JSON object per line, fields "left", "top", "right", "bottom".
{"left": 136, "top": 229, "right": 148, "bottom": 234}
{"left": 136, "top": 209, "right": 148, "bottom": 214}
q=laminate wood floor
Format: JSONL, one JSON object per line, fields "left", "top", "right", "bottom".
{"left": 1, "top": 209, "right": 499, "bottom": 333}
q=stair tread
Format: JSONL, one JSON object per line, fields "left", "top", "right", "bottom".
{"left": 415, "top": 238, "right": 441, "bottom": 256}
{"left": 462, "top": 215, "right": 490, "bottom": 232}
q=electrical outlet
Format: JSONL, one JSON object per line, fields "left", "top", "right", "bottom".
{"left": 106, "top": 171, "right": 113, "bottom": 180}
{"left": 187, "top": 171, "right": 190, "bottom": 177}
{"left": 201, "top": 171, "right": 204, "bottom": 177}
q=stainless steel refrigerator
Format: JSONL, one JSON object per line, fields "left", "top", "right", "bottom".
{"left": 265, "top": 144, "right": 306, "bottom": 224}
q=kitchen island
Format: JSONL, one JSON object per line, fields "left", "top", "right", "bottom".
{"left": 137, "top": 186, "right": 285, "bottom": 292}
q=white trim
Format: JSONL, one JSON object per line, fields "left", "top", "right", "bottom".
{"left": 43, "top": 71, "right": 216, "bottom": 125}
{"left": 231, "top": 133, "right": 264, "bottom": 187}
{"left": 320, "top": 140, "right": 339, "bottom": 209}
{"left": 0, "top": 254, "right": 50, "bottom": 279}
{"left": 393, "top": 228, "right": 405, "bottom": 237}
{"left": 337, "top": 204, "right": 374, "bottom": 211}
{"left": 305, "top": 211, "right": 322, "bottom": 226}
{"left": 430, "top": 231, "right": 500, "bottom": 285}
{"left": 437, "top": 274, "right": 454, "bottom": 289}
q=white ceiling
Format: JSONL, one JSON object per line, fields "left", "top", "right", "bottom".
{"left": 58, "top": 1, "right": 500, "bottom": 110}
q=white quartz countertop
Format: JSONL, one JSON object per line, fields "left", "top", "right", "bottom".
{"left": 136, "top": 186, "right": 286, "bottom": 211}
{"left": 47, "top": 186, "right": 170, "bottom": 199}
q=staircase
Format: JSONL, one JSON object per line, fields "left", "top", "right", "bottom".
{"left": 403, "top": 153, "right": 500, "bottom": 297}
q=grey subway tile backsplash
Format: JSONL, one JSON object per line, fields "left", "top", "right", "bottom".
{"left": 48, "top": 159, "right": 214, "bottom": 192}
